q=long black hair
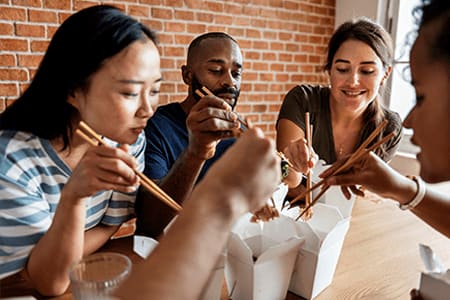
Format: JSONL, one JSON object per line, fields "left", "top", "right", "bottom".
{"left": 0, "top": 5, "right": 158, "bottom": 150}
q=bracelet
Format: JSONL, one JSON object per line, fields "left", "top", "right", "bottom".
{"left": 399, "top": 175, "right": 426, "bottom": 210}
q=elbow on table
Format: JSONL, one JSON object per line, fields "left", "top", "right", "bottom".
{"left": 31, "top": 275, "right": 70, "bottom": 297}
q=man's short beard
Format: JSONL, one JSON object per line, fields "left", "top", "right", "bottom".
{"left": 190, "top": 75, "right": 240, "bottom": 110}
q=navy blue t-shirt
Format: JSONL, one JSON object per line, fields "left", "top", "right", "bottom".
{"left": 143, "top": 102, "right": 235, "bottom": 182}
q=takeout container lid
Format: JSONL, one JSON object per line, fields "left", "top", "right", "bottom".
{"left": 225, "top": 215, "right": 304, "bottom": 300}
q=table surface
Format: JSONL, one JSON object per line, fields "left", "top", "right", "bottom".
{"left": 2, "top": 194, "right": 449, "bottom": 300}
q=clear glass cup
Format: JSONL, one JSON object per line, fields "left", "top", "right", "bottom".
{"left": 69, "top": 252, "right": 132, "bottom": 300}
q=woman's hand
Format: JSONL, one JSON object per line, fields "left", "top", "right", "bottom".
{"left": 64, "top": 144, "right": 139, "bottom": 202}
{"left": 320, "top": 152, "right": 413, "bottom": 200}
{"left": 282, "top": 137, "right": 318, "bottom": 188}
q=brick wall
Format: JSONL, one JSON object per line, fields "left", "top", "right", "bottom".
{"left": 0, "top": 0, "right": 335, "bottom": 138}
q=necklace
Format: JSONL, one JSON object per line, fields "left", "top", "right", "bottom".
{"left": 338, "top": 144, "right": 344, "bottom": 156}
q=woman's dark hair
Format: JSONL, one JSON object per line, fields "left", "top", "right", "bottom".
{"left": 324, "top": 17, "right": 398, "bottom": 159}
{"left": 416, "top": 0, "right": 450, "bottom": 64}
{"left": 0, "top": 5, "right": 158, "bottom": 150}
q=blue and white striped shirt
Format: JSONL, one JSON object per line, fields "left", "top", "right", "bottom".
{"left": 0, "top": 130, "right": 145, "bottom": 279}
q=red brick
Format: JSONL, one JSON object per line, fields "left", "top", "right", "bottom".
{"left": 0, "top": 23, "right": 14, "bottom": 35}
{"left": 0, "top": 83, "right": 19, "bottom": 96}
{"left": 31, "top": 40, "right": 50, "bottom": 52}
{"left": 0, "top": 7, "right": 26, "bottom": 21}
{"left": 174, "top": 10, "right": 194, "bottom": 21}
{"left": 43, "top": 0, "right": 70, "bottom": 10}
{"left": 0, "top": 38, "right": 28, "bottom": 51}
{"left": 166, "top": 22, "right": 185, "bottom": 32}
{"left": 128, "top": 5, "right": 150, "bottom": 18}
{"left": 0, "top": 68, "right": 28, "bottom": 81}
{"left": 29, "top": 10, "right": 58, "bottom": 23}
{"left": 0, "top": 54, "right": 16, "bottom": 67}
{"left": 18, "top": 54, "right": 43, "bottom": 68}
{"left": 15, "top": 23, "right": 46, "bottom": 37}
{"left": 152, "top": 7, "right": 173, "bottom": 19}
{"left": 11, "top": 0, "right": 41, "bottom": 7}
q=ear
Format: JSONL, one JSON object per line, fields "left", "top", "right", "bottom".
{"left": 67, "top": 89, "right": 81, "bottom": 110}
{"left": 380, "top": 65, "right": 392, "bottom": 86}
{"left": 181, "top": 65, "right": 192, "bottom": 85}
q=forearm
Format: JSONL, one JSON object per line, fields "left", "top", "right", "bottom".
{"left": 136, "top": 150, "right": 205, "bottom": 237}
{"left": 26, "top": 200, "right": 86, "bottom": 296}
{"left": 83, "top": 224, "right": 120, "bottom": 256}
{"left": 116, "top": 187, "right": 240, "bottom": 300}
{"left": 159, "top": 149, "right": 205, "bottom": 203}
{"left": 371, "top": 174, "right": 450, "bottom": 238}
{"left": 395, "top": 185, "right": 450, "bottom": 238}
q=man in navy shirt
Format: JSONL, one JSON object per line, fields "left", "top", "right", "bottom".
{"left": 138, "top": 32, "right": 244, "bottom": 236}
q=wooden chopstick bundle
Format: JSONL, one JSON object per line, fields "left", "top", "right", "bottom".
{"left": 291, "top": 120, "right": 395, "bottom": 220}
{"left": 75, "top": 121, "right": 182, "bottom": 212}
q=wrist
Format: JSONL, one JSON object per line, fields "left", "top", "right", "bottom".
{"left": 398, "top": 175, "right": 426, "bottom": 210}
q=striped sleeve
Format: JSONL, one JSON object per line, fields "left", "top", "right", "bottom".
{"left": 100, "top": 132, "right": 146, "bottom": 225}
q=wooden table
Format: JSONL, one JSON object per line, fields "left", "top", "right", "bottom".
{"left": 3, "top": 195, "right": 449, "bottom": 300}
{"left": 285, "top": 195, "right": 450, "bottom": 300}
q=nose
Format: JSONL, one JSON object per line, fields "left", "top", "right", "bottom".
{"left": 136, "top": 94, "right": 155, "bottom": 119}
{"left": 221, "top": 71, "right": 236, "bottom": 88}
{"left": 346, "top": 71, "right": 360, "bottom": 86}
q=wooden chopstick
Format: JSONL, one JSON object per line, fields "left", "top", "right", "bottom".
{"left": 293, "top": 130, "right": 395, "bottom": 220}
{"left": 76, "top": 122, "right": 182, "bottom": 212}
{"left": 196, "top": 86, "right": 295, "bottom": 171}
{"left": 303, "top": 112, "right": 313, "bottom": 219}
{"left": 195, "top": 87, "right": 249, "bottom": 130}
{"left": 289, "top": 120, "right": 391, "bottom": 207}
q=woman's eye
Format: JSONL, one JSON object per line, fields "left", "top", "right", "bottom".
{"left": 361, "top": 69, "right": 375, "bottom": 75}
{"left": 336, "top": 68, "right": 349, "bottom": 73}
{"left": 122, "top": 92, "right": 138, "bottom": 97}
{"left": 150, "top": 90, "right": 160, "bottom": 96}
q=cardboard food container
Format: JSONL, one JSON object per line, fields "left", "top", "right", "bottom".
{"left": 287, "top": 203, "right": 351, "bottom": 299}
{"left": 417, "top": 244, "right": 450, "bottom": 300}
{"left": 133, "top": 235, "right": 225, "bottom": 300}
{"left": 281, "top": 160, "right": 355, "bottom": 299}
{"left": 225, "top": 214, "right": 304, "bottom": 300}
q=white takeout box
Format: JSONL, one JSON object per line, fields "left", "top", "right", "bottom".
{"left": 288, "top": 203, "right": 351, "bottom": 299}
{"left": 272, "top": 160, "right": 354, "bottom": 299}
{"left": 225, "top": 214, "right": 304, "bottom": 300}
{"left": 133, "top": 235, "right": 225, "bottom": 300}
{"left": 419, "top": 270, "right": 450, "bottom": 300}
{"left": 417, "top": 244, "right": 450, "bottom": 300}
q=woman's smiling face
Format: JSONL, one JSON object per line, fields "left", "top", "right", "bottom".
{"left": 329, "top": 39, "right": 389, "bottom": 114}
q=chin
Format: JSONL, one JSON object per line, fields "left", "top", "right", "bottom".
{"left": 419, "top": 167, "right": 450, "bottom": 184}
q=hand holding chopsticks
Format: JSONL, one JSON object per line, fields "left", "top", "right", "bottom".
{"left": 291, "top": 120, "right": 395, "bottom": 220}
{"left": 76, "top": 121, "right": 182, "bottom": 212}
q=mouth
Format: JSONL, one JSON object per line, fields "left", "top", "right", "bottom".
{"left": 341, "top": 90, "right": 366, "bottom": 97}
{"left": 131, "top": 127, "right": 145, "bottom": 134}
{"left": 218, "top": 93, "right": 236, "bottom": 107}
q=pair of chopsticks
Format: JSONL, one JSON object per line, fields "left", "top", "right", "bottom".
{"left": 75, "top": 121, "right": 182, "bottom": 212}
{"left": 291, "top": 119, "right": 395, "bottom": 220}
